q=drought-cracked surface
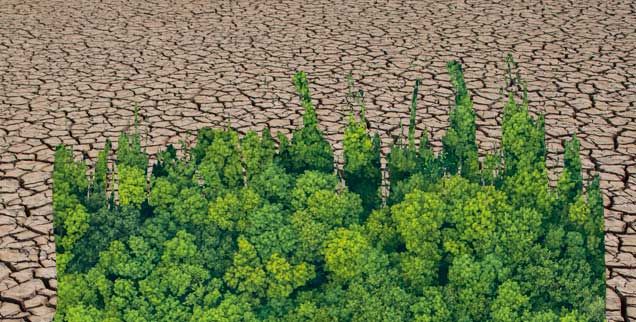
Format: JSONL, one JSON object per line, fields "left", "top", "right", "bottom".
{"left": 1, "top": 0, "right": 635, "bottom": 320}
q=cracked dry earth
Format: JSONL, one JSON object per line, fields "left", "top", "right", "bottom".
{"left": 0, "top": 0, "right": 635, "bottom": 321}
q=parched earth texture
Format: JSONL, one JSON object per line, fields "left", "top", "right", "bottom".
{"left": 0, "top": 0, "right": 635, "bottom": 321}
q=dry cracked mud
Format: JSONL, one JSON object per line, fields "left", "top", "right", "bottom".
{"left": 1, "top": 0, "right": 635, "bottom": 321}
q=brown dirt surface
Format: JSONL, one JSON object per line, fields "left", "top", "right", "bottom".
{"left": 1, "top": 0, "right": 635, "bottom": 320}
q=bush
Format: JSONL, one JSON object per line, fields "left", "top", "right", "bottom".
{"left": 54, "top": 62, "right": 605, "bottom": 322}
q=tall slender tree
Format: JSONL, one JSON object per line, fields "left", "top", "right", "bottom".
{"left": 288, "top": 71, "right": 334, "bottom": 174}
{"left": 441, "top": 61, "right": 480, "bottom": 182}
{"left": 343, "top": 79, "right": 382, "bottom": 217}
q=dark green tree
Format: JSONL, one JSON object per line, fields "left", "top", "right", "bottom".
{"left": 86, "top": 139, "right": 111, "bottom": 212}
{"left": 556, "top": 135, "right": 584, "bottom": 212}
{"left": 343, "top": 83, "right": 382, "bottom": 216}
{"left": 241, "top": 130, "right": 276, "bottom": 183}
{"left": 53, "top": 144, "right": 90, "bottom": 275}
{"left": 287, "top": 71, "right": 334, "bottom": 175}
{"left": 500, "top": 79, "right": 551, "bottom": 215}
{"left": 387, "top": 80, "right": 425, "bottom": 206}
{"left": 440, "top": 61, "right": 479, "bottom": 182}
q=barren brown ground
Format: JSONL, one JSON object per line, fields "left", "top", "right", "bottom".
{"left": 0, "top": 0, "right": 635, "bottom": 321}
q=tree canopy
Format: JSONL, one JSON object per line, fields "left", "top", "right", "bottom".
{"left": 55, "top": 61, "right": 605, "bottom": 322}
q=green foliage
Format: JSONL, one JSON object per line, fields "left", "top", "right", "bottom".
{"left": 290, "top": 170, "right": 338, "bottom": 210}
{"left": 243, "top": 202, "right": 296, "bottom": 260}
{"left": 287, "top": 71, "right": 334, "bottom": 174}
{"left": 500, "top": 83, "right": 551, "bottom": 215}
{"left": 386, "top": 138, "right": 419, "bottom": 206}
{"left": 241, "top": 130, "right": 276, "bottom": 182}
{"left": 200, "top": 128, "right": 244, "bottom": 189}
{"left": 411, "top": 287, "right": 452, "bottom": 322}
{"left": 387, "top": 81, "right": 444, "bottom": 206}
{"left": 118, "top": 165, "right": 147, "bottom": 207}
{"left": 446, "top": 253, "right": 504, "bottom": 321}
{"left": 53, "top": 144, "right": 90, "bottom": 275}
{"left": 151, "top": 143, "right": 177, "bottom": 178}
{"left": 343, "top": 78, "right": 382, "bottom": 216}
{"left": 117, "top": 107, "right": 148, "bottom": 172}
{"left": 291, "top": 187, "right": 363, "bottom": 263}
{"left": 441, "top": 60, "right": 480, "bottom": 182}
{"left": 87, "top": 139, "right": 111, "bottom": 211}
{"left": 418, "top": 128, "right": 443, "bottom": 185}
{"left": 70, "top": 205, "right": 142, "bottom": 273}
{"left": 585, "top": 175, "right": 605, "bottom": 280}
{"left": 191, "top": 127, "right": 216, "bottom": 165}
{"left": 562, "top": 135, "right": 584, "bottom": 197}
{"left": 224, "top": 236, "right": 268, "bottom": 297}
{"left": 53, "top": 144, "right": 89, "bottom": 204}
{"left": 391, "top": 189, "right": 445, "bottom": 289}
{"left": 55, "top": 60, "right": 604, "bottom": 322}
{"left": 57, "top": 202, "right": 90, "bottom": 259}
{"left": 323, "top": 227, "right": 373, "bottom": 282}
{"left": 265, "top": 253, "right": 315, "bottom": 299}
{"left": 208, "top": 188, "right": 262, "bottom": 234}
{"left": 556, "top": 135, "right": 585, "bottom": 224}
{"left": 409, "top": 79, "right": 420, "bottom": 150}
{"left": 274, "top": 132, "right": 292, "bottom": 171}
{"left": 490, "top": 280, "right": 530, "bottom": 322}
{"left": 249, "top": 162, "right": 294, "bottom": 206}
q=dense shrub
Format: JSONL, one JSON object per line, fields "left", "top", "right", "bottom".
{"left": 54, "top": 59, "right": 605, "bottom": 322}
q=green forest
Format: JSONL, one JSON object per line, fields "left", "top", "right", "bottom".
{"left": 53, "top": 59, "right": 605, "bottom": 322}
